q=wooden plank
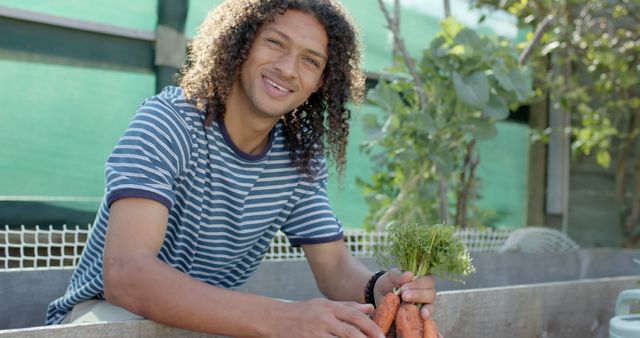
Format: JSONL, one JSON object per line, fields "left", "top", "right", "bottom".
{"left": 433, "top": 276, "right": 638, "bottom": 338}
{"left": 0, "top": 320, "right": 225, "bottom": 338}
{"left": 3, "top": 250, "right": 638, "bottom": 329}
{"left": 0, "top": 6, "right": 155, "bottom": 41}
{"left": 1, "top": 276, "right": 636, "bottom": 337}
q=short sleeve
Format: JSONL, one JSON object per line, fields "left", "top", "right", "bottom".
{"left": 105, "top": 93, "right": 191, "bottom": 210}
{"left": 280, "top": 159, "right": 343, "bottom": 246}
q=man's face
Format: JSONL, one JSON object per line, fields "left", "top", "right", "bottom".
{"left": 231, "top": 9, "right": 328, "bottom": 120}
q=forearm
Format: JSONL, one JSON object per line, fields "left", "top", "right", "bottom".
{"left": 104, "top": 254, "right": 284, "bottom": 337}
{"left": 312, "top": 249, "right": 373, "bottom": 303}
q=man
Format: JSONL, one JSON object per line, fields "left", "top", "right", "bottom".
{"left": 46, "top": 1, "right": 436, "bottom": 337}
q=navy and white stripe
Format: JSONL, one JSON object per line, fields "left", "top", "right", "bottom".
{"left": 46, "top": 86, "right": 343, "bottom": 325}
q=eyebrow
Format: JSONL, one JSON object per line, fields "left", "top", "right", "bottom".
{"left": 265, "top": 27, "right": 328, "bottom": 61}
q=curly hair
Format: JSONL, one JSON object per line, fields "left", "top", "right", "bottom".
{"left": 179, "top": 0, "right": 365, "bottom": 178}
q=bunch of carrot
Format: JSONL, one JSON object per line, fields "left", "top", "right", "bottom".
{"left": 372, "top": 290, "right": 438, "bottom": 338}
{"left": 372, "top": 223, "right": 475, "bottom": 338}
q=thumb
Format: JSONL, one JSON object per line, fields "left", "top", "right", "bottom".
{"left": 382, "top": 268, "right": 413, "bottom": 292}
{"left": 344, "top": 301, "right": 375, "bottom": 315}
{"left": 397, "top": 270, "right": 414, "bottom": 285}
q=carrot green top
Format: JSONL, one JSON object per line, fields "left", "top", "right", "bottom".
{"left": 375, "top": 223, "right": 475, "bottom": 282}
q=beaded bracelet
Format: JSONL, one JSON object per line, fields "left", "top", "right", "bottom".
{"left": 363, "top": 270, "right": 386, "bottom": 307}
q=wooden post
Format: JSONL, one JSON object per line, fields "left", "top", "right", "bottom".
{"left": 392, "top": 0, "right": 400, "bottom": 64}
{"left": 527, "top": 58, "right": 549, "bottom": 227}
{"left": 443, "top": 0, "right": 451, "bottom": 17}
{"left": 155, "top": 0, "right": 189, "bottom": 93}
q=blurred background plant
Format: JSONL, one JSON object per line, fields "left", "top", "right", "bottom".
{"left": 472, "top": 0, "right": 640, "bottom": 246}
{"left": 359, "top": 5, "right": 531, "bottom": 230}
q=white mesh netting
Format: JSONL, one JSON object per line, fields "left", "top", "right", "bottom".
{"left": 499, "top": 226, "right": 580, "bottom": 253}
{"left": 0, "top": 225, "right": 519, "bottom": 270}
{"left": 1, "top": 225, "right": 90, "bottom": 270}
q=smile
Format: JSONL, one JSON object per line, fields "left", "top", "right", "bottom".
{"left": 263, "top": 76, "right": 293, "bottom": 97}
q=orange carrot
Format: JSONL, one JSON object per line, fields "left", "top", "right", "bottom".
{"left": 423, "top": 318, "right": 439, "bottom": 338}
{"left": 395, "top": 303, "right": 423, "bottom": 338}
{"left": 373, "top": 292, "right": 401, "bottom": 335}
{"left": 386, "top": 322, "right": 397, "bottom": 338}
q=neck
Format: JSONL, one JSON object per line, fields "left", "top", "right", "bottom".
{"left": 223, "top": 109, "right": 278, "bottom": 156}
{"left": 224, "top": 80, "right": 283, "bottom": 155}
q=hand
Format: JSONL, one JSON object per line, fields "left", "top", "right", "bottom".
{"left": 373, "top": 269, "right": 437, "bottom": 320}
{"left": 273, "top": 298, "right": 385, "bottom": 338}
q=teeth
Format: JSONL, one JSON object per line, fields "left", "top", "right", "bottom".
{"left": 265, "top": 78, "right": 289, "bottom": 92}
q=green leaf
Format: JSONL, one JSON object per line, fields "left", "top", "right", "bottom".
{"left": 508, "top": 69, "right": 531, "bottom": 101}
{"left": 381, "top": 114, "right": 401, "bottom": 134}
{"left": 493, "top": 68, "right": 514, "bottom": 92}
{"left": 362, "top": 113, "right": 383, "bottom": 140}
{"left": 466, "top": 118, "right": 498, "bottom": 140}
{"left": 441, "top": 17, "right": 465, "bottom": 39}
{"left": 396, "top": 147, "right": 419, "bottom": 164}
{"left": 454, "top": 28, "right": 483, "bottom": 51}
{"left": 541, "top": 41, "right": 560, "bottom": 56}
{"left": 391, "top": 115, "right": 401, "bottom": 129}
{"left": 446, "top": 28, "right": 483, "bottom": 61}
{"left": 484, "top": 93, "right": 509, "bottom": 120}
{"left": 368, "top": 82, "right": 404, "bottom": 114}
{"left": 448, "top": 45, "right": 472, "bottom": 59}
{"left": 453, "top": 71, "right": 490, "bottom": 109}
{"left": 429, "top": 36, "right": 449, "bottom": 59}
{"left": 596, "top": 150, "right": 611, "bottom": 168}
{"left": 432, "top": 150, "right": 455, "bottom": 175}
{"left": 408, "top": 109, "right": 436, "bottom": 135}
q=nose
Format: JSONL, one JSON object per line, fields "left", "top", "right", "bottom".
{"left": 274, "top": 52, "right": 297, "bottom": 79}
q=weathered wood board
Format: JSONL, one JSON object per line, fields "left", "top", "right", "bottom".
{"left": 433, "top": 276, "right": 638, "bottom": 338}
{"left": 0, "top": 276, "right": 636, "bottom": 338}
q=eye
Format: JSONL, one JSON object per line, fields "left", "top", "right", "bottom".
{"left": 304, "top": 57, "right": 320, "bottom": 68}
{"left": 267, "top": 38, "right": 285, "bottom": 48}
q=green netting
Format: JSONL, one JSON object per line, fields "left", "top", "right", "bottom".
{"left": 0, "top": 59, "right": 155, "bottom": 213}
{"left": 0, "top": 0, "right": 528, "bottom": 229}
{"left": 0, "top": 0, "right": 157, "bottom": 31}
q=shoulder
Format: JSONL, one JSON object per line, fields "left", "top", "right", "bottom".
{"left": 138, "top": 86, "right": 204, "bottom": 131}
{"left": 121, "top": 87, "right": 201, "bottom": 167}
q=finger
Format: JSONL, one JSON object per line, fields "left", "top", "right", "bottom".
{"left": 329, "top": 321, "right": 368, "bottom": 338}
{"left": 401, "top": 285, "right": 436, "bottom": 304}
{"left": 386, "top": 268, "right": 412, "bottom": 289}
{"left": 415, "top": 275, "right": 436, "bottom": 288}
{"left": 334, "top": 304, "right": 384, "bottom": 338}
{"left": 342, "top": 301, "right": 375, "bottom": 315}
{"left": 397, "top": 270, "right": 413, "bottom": 285}
{"left": 420, "top": 303, "right": 435, "bottom": 320}
{"left": 401, "top": 274, "right": 435, "bottom": 292}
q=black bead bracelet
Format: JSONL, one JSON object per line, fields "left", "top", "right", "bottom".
{"left": 363, "top": 270, "right": 386, "bottom": 307}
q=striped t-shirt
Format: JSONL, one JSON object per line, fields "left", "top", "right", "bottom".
{"left": 46, "top": 86, "right": 343, "bottom": 325}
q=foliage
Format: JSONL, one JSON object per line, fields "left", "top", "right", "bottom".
{"left": 473, "top": 0, "right": 640, "bottom": 246}
{"left": 375, "top": 223, "right": 475, "bottom": 282}
{"left": 359, "top": 17, "right": 530, "bottom": 230}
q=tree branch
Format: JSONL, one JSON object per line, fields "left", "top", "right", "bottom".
{"left": 439, "top": 178, "right": 450, "bottom": 225}
{"left": 374, "top": 0, "right": 439, "bottom": 228}
{"left": 623, "top": 151, "right": 640, "bottom": 245}
{"left": 376, "top": 173, "right": 421, "bottom": 231}
{"left": 377, "top": 0, "right": 427, "bottom": 109}
{"left": 615, "top": 108, "right": 638, "bottom": 201}
{"left": 392, "top": 0, "right": 401, "bottom": 63}
{"left": 456, "top": 140, "right": 479, "bottom": 228}
{"left": 519, "top": 14, "right": 554, "bottom": 66}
